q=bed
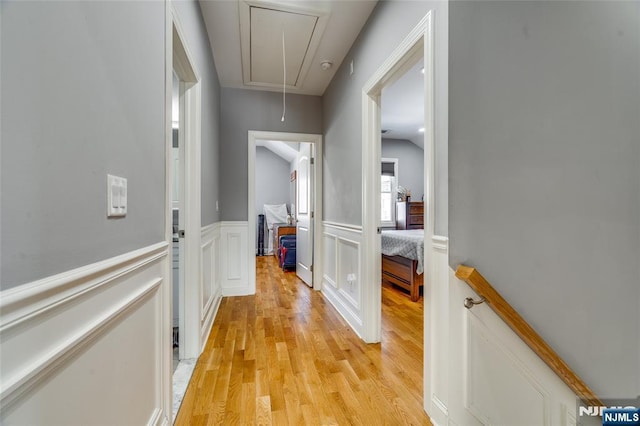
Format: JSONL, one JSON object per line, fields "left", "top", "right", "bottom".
{"left": 381, "top": 229, "right": 424, "bottom": 301}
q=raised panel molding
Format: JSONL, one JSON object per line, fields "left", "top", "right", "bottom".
{"left": 427, "top": 235, "right": 450, "bottom": 426}
{"left": 219, "top": 221, "right": 250, "bottom": 296}
{"left": 445, "top": 264, "right": 579, "bottom": 426}
{"left": 200, "top": 223, "right": 222, "bottom": 348}
{"left": 323, "top": 233, "right": 337, "bottom": 288}
{"left": 465, "top": 311, "right": 549, "bottom": 425}
{"left": 322, "top": 222, "right": 364, "bottom": 338}
{"left": 336, "top": 236, "right": 361, "bottom": 310}
{"left": 226, "top": 233, "right": 242, "bottom": 280}
{"left": 0, "top": 242, "right": 170, "bottom": 425}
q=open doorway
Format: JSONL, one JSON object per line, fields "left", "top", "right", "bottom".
{"left": 379, "top": 59, "right": 425, "bottom": 302}
{"left": 171, "top": 72, "right": 184, "bottom": 373}
{"left": 253, "top": 140, "right": 315, "bottom": 287}
{"left": 167, "top": 14, "right": 203, "bottom": 422}
{"left": 247, "top": 131, "right": 323, "bottom": 294}
{"left": 360, "top": 10, "right": 435, "bottom": 417}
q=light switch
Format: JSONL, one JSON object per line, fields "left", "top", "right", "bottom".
{"left": 107, "top": 174, "right": 127, "bottom": 217}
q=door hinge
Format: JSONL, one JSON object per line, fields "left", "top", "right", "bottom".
{"left": 377, "top": 227, "right": 382, "bottom": 234}
{"left": 178, "top": 230, "right": 186, "bottom": 238}
{"left": 310, "top": 265, "right": 313, "bottom": 272}
{"left": 311, "top": 211, "right": 314, "bottom": 219}
{"left": 310, "top": 157, "right": 315, "bottom": 165}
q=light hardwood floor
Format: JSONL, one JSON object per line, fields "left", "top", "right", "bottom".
{"left": 175, "top": 255, "right": 431, "bottom": 425}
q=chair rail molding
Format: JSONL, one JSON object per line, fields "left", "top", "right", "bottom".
{"left": 0, "top": 242, "right": 170, "bottom": 425}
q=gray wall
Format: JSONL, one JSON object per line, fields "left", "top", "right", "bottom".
{"left": 220, "top": 88, "right": 322, "bottom": 221}
{"left": 173, "top": 1, "right": 222, "bottom": 226}
{"left": 1, "top": 1, "right": 166, "bottom": 288}
{"left": 322, "top": 0, "right": 448, "bottom": 233}
{"left": 255, "top": 147, "right": 292, "bottom": 218}
{"left": 382, "top": 138, "right": 424, "bottom": 201}
{"left": 449, "top": 1, "right": 640, "bottom": 399}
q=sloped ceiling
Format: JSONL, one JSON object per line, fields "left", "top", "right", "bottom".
{"left": 381, "top": 60, "right": 425, "bottom": 148}
{"left": 256, "top": 140, "right": 299, "bottom": 163}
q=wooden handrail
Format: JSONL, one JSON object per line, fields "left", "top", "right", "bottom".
{"left": 455, "top": 265, "right": 602, "bottom": 407}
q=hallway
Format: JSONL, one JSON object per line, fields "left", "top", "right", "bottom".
{"left": 175, "top": 256, "right": 431, "bottom": 425}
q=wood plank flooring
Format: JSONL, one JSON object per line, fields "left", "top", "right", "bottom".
{"left": 175, "top": 255, "right": 431, "bottom": 425}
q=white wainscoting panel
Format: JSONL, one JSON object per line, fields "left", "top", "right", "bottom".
{"left": 465, "top": 311, "right": 548, "bottom": 425}
{"left": 220, "top": 221, "right": 250, "bottom": 296}
{"left": 444, "top": 264, "right": 579, "bottom": 426}
{"left": 200, "top": 223, "right": 222, "bottom": 348}
{"left": 323, "top": 233, "right": 337, "bottom": 288}
{"left": 321, "top": 222, "right": 364, "bottom": 337}
{"left": 0, "top": 242, "right": 171, "bottom": 425}
{"left": 427, "top": 236, "right": 451, "bottom": 426}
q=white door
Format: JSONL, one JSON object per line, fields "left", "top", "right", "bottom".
{"left": 296, "top": 143, "right": 313, "bottom": 286}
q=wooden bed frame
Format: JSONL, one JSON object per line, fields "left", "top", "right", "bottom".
{"left": 381, "top": 201, "right": 425, "bottom": 302}
{"left": 382, "top": 254, "right": 423, "bottom": 302}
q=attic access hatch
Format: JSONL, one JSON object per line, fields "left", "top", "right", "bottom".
{"left": 239, "top": 0, "right": 329, "bottom": 91}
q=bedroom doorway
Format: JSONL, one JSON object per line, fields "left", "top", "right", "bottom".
{"left": 380, "top": 58, "right": 426, "bottom": 301}
{"left": 360, "top": 10, "right": 435, "bottom": 419}
{"left": 247, "top": 131, "right": 323, "bottom": 294}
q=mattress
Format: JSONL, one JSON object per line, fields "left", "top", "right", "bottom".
{"left": 381, "top": 229, "right": 425, "bottom": 274}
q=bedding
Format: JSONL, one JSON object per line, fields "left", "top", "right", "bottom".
{"left": 381, "top": 229, "right": 424, "bottom": 274}
{"left": 263, "top": 204, "right": 289, "bottom": 254}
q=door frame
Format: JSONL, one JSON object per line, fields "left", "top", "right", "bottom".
{"left": 247, "top": 131, "right": 323, "bottom": 292}
{"left": 165, "top": 0, "right": 202, "bottom": 392}
{"left": 360, "top": 9, "right": 435, "bottom": 414}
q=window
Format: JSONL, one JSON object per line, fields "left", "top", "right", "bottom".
{"left": 381, "top": 158, "right": 398, "bottom": 228}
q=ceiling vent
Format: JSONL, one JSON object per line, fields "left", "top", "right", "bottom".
{"left": 239, "top": 0, "right": 329, "bottom": 90}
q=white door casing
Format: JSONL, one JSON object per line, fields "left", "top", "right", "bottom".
{"left": 296, "top": 143, "right": 313, "bottom": 286}
{"left": 247, "top": 131, "right": 324, "bottom": 293}
{"left": 360, "top": 9, "right": 435, "bottom": 418}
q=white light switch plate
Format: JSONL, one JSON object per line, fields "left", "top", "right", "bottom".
{"left": 107, "top": 174, "right": 127, "bottom": 217}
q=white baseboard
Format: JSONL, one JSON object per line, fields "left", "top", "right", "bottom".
{"left": 0, "top": 242, "right": 170, "bottom": 425}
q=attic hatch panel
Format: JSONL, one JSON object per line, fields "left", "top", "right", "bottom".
{"left": 250, "top": 6, "right": 317, "bottom": 87}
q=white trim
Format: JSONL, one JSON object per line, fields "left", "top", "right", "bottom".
{"left": 431, "top": 394, "right": 449, "bottom": 417}
{"left": 0, "top": 242, "right": 168, "bottom": 330}
{"left": 361, "top": 11, "right": 434, "bottom": 344}
{"left": 322, "top": 221, "right": 363, "bottom": 233}
{"left": 380, "top": 157, "right": 399, "bottom": 228}
{"left": 360, "top": 9, "right": 435, "bottom": 418}
{"left": 0, "top": 243, "right": 168, "bottom": 422}
{"left": 432, "top": 235, "right": 449, "bottom": 252}
{"left": 320, "top": 223, "right": 364, "bottom": 339}
{"left": 219, "top": 221, "right": 251, "bottom": 296}
{"left": 238, "top": 0, "right": 329, "bottom": 92}
{"left": 200, "top": 223, "right": 222, "bottom": 351}
{"left": 248, "top": 131, "right": 324, "bottom": 292}
{"left": 321, "top": 283, "right": 364, "bottom": 338}
{"left": 1, "top": 280, "right": 162, "bottom": 409}
{"left": 147, "top": 408, "right": 166, "bottom": 426}
{"left": 168, "top": 5, "right": 203, "bottom": 363}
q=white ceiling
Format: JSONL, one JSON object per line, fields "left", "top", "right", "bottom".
{"left": 199, "top": 0, "right": 377, "bottom": 96}
{"left": 198, "top": 0, "right": 423, "bottom": 149}
{"left": 381, "top": 60, "right": 425, "bottom": 148}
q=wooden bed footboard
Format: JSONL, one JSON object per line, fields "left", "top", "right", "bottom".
{"left": 381, "top": 254, "right": 424, "bottom": 302}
